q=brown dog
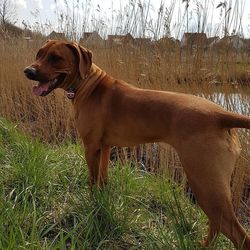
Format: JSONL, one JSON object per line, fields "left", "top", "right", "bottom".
{"left": 24, "top": 40, "right": 250, "bottom": 249}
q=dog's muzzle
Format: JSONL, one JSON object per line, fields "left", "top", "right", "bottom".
{"left": 24, "top": 67, "right": 38, "bottom": 80}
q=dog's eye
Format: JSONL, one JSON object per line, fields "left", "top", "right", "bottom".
{"left": 48, "top": 54, "right": 62, "bottom": 63}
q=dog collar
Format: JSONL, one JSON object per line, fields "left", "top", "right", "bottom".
{"left": 66, "top": 73, "right": 89, "bottom": 99}
{"left": 66, "top": 87, "right": 75, "bottom": 99}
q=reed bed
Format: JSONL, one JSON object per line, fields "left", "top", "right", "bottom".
{"left": 0, "top": 36, "right": 249, "bottom": 225}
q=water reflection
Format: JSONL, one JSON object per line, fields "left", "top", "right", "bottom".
{"left": 199, "top": 92, "right": 249, "bottom": 115}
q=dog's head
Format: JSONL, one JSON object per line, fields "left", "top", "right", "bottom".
{"left": 24, "top": 40, "right": 92, "bottom": 96}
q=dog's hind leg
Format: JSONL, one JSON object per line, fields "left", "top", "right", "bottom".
{"left": 175, "top": 133, "right": 250, "bottom": 249}
{"left": 200, "top": 191, "right": 250, "bottom": 250}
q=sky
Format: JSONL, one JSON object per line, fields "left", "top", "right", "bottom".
{"left": 12, "top": 0, "right": 250, "bottom": 38}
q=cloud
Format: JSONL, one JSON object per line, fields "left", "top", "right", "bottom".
{"left": 50, "top": 3, "right": 56, "bottom": 11}
{"left": 15, "top": 0, "right": 27, "bottom": 9}
{"left": 50, "top": 0, "right": 66, "bottom": 11}
{"left": 35, "top": 0, "right": 43, "bottom": 9}
{"left": 15, "top": 0, "right": 43, "bottom": 10}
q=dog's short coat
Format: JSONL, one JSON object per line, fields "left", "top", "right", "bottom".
{"left": 24, "top": 40, "right": 250, "bottom": 249}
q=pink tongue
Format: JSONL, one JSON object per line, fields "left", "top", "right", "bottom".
{"left": 32, "top": 83, "right": 50, "bottom": 96}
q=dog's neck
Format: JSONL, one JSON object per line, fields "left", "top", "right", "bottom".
{"left": 65, "top": 74, "right": 88, "bottom": 100}
{"left": 67, "top": 63, "right": 106, "bottom": 102}
{"left": 64, "top": 64, "right": 100, "bottom": 99}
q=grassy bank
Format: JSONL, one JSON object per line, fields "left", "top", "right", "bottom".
{"left": 0, "top": 118, "right": 243, "bottom": 249}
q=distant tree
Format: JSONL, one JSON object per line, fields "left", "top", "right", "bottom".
{"left": 182, "top": 0, "right": 190, "bottom": 32}
{"left": 0, "top": 0, "right": 16, "bottom": 25}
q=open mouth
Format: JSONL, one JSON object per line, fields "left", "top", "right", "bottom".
{"left": 33, "top": 74, "right": 66, "bottom": 96}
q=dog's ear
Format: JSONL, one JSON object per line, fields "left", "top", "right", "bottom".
{"left": 66, "top": 42, "right": 92, "bottom": 79}
{"left": 79, "top": 45, "right": 92, "bottom": 78}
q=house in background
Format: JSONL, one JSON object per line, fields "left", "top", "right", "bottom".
{"left": 156, "top": 36, "right": 180, "bottom": 49}
{"left": 212, "top": 35, "right": 244, "bottom": 51}
{"left": 134, "top": 37, "right": 151, "bottom": 47}
{"left": 47, "top": 31, "right": 66, "bottom": 40}
{"left": 243, "top": 38, "right": 250, "bottom": 54}
{"left": 79, "top": 31, "right": 104, "bottom": 48}
{"left": 206, "top": 36, "right": 220, "bottom": 48}
{"left": 107, "top": 33, "right": 134, "bottom": 47}
{"left": 181, "top": 32, "right": 207, "bottom": 50}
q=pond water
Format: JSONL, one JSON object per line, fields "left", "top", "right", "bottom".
{"left": 200, "top": 92, "right": 250, "bottom": 115}
{"left": 168, "top": 84, "right": 250, "bottom": 116}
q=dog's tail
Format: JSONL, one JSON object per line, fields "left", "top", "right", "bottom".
{"left": 220, "top": 112, "right": 250, "bottom": 129}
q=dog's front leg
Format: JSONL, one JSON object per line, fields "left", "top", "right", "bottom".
{"left": 84, "top": 143, "right": 111, "bottom": 186}
{"left": 99, "top": 144, "right": 111, "bottom": 186}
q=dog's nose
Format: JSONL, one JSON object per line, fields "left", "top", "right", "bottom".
{"left": 24, "top": 67, "right": 38, "bottom": 79}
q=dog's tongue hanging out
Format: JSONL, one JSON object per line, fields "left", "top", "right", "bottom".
{"left": 32, "top": 83, "right": 50, "bottom": 96}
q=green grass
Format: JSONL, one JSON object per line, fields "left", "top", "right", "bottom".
{"left": 0, "top": 118, "right": 237, "bottom": 249}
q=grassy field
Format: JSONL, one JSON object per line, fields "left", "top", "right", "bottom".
{"left": 0, "top": 117, "right": 244, "bottom": 249}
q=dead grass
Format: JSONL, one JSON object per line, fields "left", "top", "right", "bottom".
{"left": 0, "top": 38, "right": 249, "bottom": 224}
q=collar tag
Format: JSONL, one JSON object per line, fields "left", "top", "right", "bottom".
{"left": 66, "top": 89, "right": 75, "bottom": 99}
